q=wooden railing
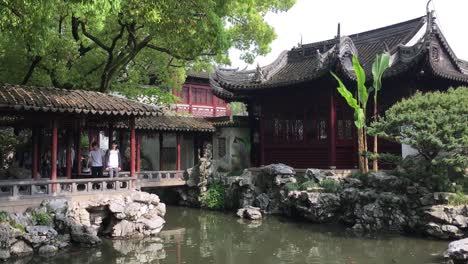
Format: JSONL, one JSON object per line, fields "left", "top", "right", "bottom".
{"left": 0, "top": 177, "right": 136, "bottom": 199}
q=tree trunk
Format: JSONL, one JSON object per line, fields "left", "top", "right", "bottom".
{"left": 373, "top": 97, "right": 378, "bottom": 172}
{"left": 357, "top": 128, "right": 366, "bottom": 173}
{"left": 363, "top": 127, "right": 369, "bottom": 174}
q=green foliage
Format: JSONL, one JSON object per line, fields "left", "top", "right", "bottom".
{"left": 0, "top": 211, "right": 9, "bottom": 222}
{"left": 448, "top": 192, "right": 468, "bottom": 206}
{"left": 229, "top": 102, "right": 247, "bottom": 116}
{"left": 300, "top": 181, "right": 318, "bottom": 190}
{"left": 368, "top": 87, "right": 468, "bottom": 173}
{"left": 319, "top": 179, "right": 341, "bottom": 193}
{"left": 0, "top": 129, "right": 19, "bottom": 168}
{"left": 199, "top": 182, "right": 226, "bottom": 210}
{"left": 32, "top": 211, "right": 53, "bottom": 225}
{"left": 0, "top": 0, "right": 295, "bottom": 102}
{"left": 9, "top": 220, "right": 26, "bottom": 233}
{"left": 284, "top": 182, "right": 299, "bottom": 192}
{"left": 80, "top": 133, "right": 89, "bottom": 148}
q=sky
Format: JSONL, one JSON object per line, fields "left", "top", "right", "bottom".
{"left": 229, "top": 0, "right": 468, "bottom": 69}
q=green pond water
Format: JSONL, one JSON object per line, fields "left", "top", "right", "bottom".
{"left": 24, "top": 206, "right": 448, "bottom": 264}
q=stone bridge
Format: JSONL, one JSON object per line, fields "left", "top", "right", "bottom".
{"left": 0, "top": 170, "right": 186, "bottom": 212}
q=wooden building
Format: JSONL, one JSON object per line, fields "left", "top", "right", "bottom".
{"left": 210, "top": 14, "right": 468, "bottom": 169}
{"left": 174, "top": 73, "right": 230, "bottom": 117}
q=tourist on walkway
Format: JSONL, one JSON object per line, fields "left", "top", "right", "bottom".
{"left": 105, "top": 142, "right": 121, "bottom": 178}
{"left": 88, "top": 142, "right": 104, "bottom": 177}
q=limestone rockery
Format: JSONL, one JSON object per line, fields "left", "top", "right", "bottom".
{"left": 0, "top": 191, "right": 166, "bottom": 261}
{"left": 195, "top": 164, "right": 468, "bottom": 242}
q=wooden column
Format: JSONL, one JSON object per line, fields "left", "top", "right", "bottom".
{"left": 212, "top": 94, "right": 217, "bottom": 117}
{"left": 32, "top": 128, "right": 39, "bottom": 180}
{"left": 176, "top": 134, "right": 181, "bottom": 170}
{"left": 66, "top": 131, "right": 73, "bottom": 179}
{"left": 329, "top": 91, "right": 337, "bottom": 169}
{"left": 159, "top": 133, "right": 164, "bottom": 170}
{"left": 136, "top": 134, "right": 141, "bottom": 172}
{"left": 188, "top": 84, "right": 192, "bottom": 114}
{"left": 130, "top": 118, "right": 136, "bottom": 177}
{"left": 51, "top": 120, "right": 58, "bottom": 192}
{"left": 76, "top": 129, "right": 82, "bottom": 176}
{"left": 108, "top": 126, "right": 113, "bottom": 149}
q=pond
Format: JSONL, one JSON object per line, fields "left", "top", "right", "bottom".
{"left": 25, "top": 206, "right": 448, "bottom": 264}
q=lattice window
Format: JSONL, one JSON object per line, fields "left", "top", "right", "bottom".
{"left": 345, "top": 120, "right": 353, "bottom": 139}
{"left": 337, "top": 120, "right": 344, "bottom": 139}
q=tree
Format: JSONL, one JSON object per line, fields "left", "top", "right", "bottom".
{"left": 0, "top": 0, "right": 295, "bottom": 103}
{"left": 370, "top": 53, "right": 390, "bottom": 172}
{"left": 368, "top": 87, "right": 468, "bottom": 174}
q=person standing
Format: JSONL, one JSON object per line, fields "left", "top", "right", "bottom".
{"left": 88, "top": 142, "right": 104, "bottom": 177}
{"left": 105, "top": 142, "right": 121, "bottom": 178}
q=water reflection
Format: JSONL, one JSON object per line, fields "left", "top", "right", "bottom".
{"left": 33, "top": 206, "right": 447, "bottom": 264}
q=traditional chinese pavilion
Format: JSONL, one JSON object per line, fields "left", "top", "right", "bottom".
{"left": 0, "top": 84, "right": 161, "bottom": 181}
{"left": 174, "top": 72, "right": 230, "bottom": 117}
{"left": 210, "top": 14, "right": 468, "bottom": 169}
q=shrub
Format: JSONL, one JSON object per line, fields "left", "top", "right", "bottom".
{"left": 300, "top": 181, "right": 318, "bottom": 190}
{"left": 9, "top": 220, "right": 25, "bottom": 232}
{"left": 369, "top": 87, "right": 468, "bottom": 174}
{"left": 199, "top": 182, "right": 226, "bottom": 210}
{"left": 448, "top": 192, "right": 468, "bottom": 206}
{"left": 284, "top": 182, "right": 299, "bottom": 192}
{"left": 0, "top": 211, "right": 9, "bottom": 222}
{"left": 319, "top": 179, "right": 341, "bottom": 193}
{"left": 32, "top": 211, "right": 52, "bottom": 225}
{"left": 350, "top": 171, "right": 368, "bottom": 183}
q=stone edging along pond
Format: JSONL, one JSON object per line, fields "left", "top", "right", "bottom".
{"left": 0, "top": 191, "right": 166, "bottom": 261}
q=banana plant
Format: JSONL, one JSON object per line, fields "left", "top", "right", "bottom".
{"left": 331, "top": 53, "right": 390, "bottom": 173}
{"left": 370, "top": 52, "right": 391, "bottom": 172}
{"left": 331, "top": 55, "right": 369, "bottom": 173}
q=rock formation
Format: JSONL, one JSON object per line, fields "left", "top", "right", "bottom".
{"left": 0, "top": 191, "right": 166, "bottom": 261}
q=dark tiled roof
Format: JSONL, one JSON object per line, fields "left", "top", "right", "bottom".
{"left": 205, "top": 115, "right": 249, "bottom": 128}
{"left": 136, "top": 116, "right": 215, "bottom": 132}
{"left": 211, "top": 15, "right": 468, "bottom": 100}
{"left": 0, "top": 84, "right": 161, "bottom": 117}
{"left": 187, "top": 72, "right": 210, "bottom": 80}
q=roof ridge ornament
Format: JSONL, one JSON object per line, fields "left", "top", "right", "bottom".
{"left": 253, "top": 63, "right": 266, "bottom": 83}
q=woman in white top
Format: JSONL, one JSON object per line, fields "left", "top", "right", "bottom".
{"left": 105, "top": 142, "right": 121, "bottom": 178}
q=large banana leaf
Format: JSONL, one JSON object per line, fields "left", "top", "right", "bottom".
{"left": 372, "top": 52, "right": 390, "bottom": 92}
{"left": 330, "top": 72, "right": 359, "bottom": 110}
{"left": 352, "top": 55, "right": 368, "bottom": 109}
